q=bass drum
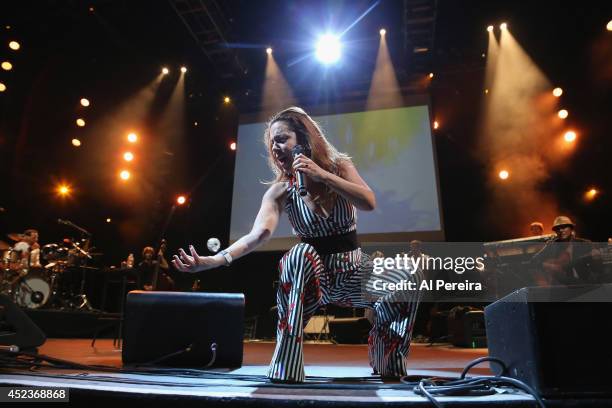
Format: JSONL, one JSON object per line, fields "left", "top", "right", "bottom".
{"left": 15, "top": 269, "right": 51, "bottom": 309}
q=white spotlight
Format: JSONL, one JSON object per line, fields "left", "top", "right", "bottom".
{"left": 315, "top": 34, "right": 341, "bottom": 65}
{"left": 180, "top": 66, "right": 187, "bottom": 73}
{"left": 500, "top": 22, "right": 508, "bottom": 30}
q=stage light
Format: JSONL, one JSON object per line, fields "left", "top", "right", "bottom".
{"left": 500, "top": 22, "right": 508, "bottom": 30}
{"left": 499, "top": 170, "right": 509, "bottom": 180}
{"left": 266, "top": 47, "right": 272, "bottom": 55}
{"left": 379, "top": 28, "right": 386, "bottom": 36}
{"left": 552, "top": 87, "right": 563, "bottom": 97}
{"left": 76, "top": 118, "right": 86, "bottom": 127}
{"left": 607, "top": 20, "right": 612, "bottom": 31}
{"left": 558, "top": 109, "right": 568, "bottom": 119}
{"left": 89, "top": 6, "right": 94, "bottom": 12}
{"left": 161, "top": 67, "right": 169, "bottom": 75}
{"left": 176, "top": 195, "right": 187, "bottom": 205}
{"left": 0, "top": 82, "right": 5, "bottom": 92}
{"left": 119, "top": 170, "right": 130, "bottom": 180}
{"left": 1, "top": 61, "right": 12, "bottom": 71}
{"left": 586, "top": 188, "right": 598, "bottom": 200}
{"left": 71, "top": 138, "right": 81, "bottom": 147}
{"left": 224, "top": 96, "right": 231, "bottom": 104}
{"left": 564, "top": 130, "right": 576, "bottom": 142}
{"left": 8, "top": 41, "right": 20, "bottom": 50}
{"left": 80, "top": 98, "right": 90, "bottom": 107}
{"left": 180, "top": 66, "right": 187, "bottom": 73}
{"left": 230, "top": 141, "right": 236, "bottom": 151}
{"left": 433, "top": 121, "right": 439, "bottom": 130}
{"left": 315, "top": 34, "right": 341, "bottom": 65}
{"left": 123, "top": 152, "right": 134, "bottom": 162}
{"left": 127, "top": 133, "right": 138, "bottom": 143}
{"left": 428, "top": 72, "right": 434, "bottom": 79}
{"left": 487, "top": 25, "right": 494, "bottom": 32}
{"left": 194, "top": 121, "right": 198, "bottom": 126}
{"left": 484, "top": 88, "right": 489, "bottom": 94}
{"left": 57, "top": 184, "right": 71, "bottom": 196}
{"left": 106, "top": 218, "right": 111, "bottom": 223}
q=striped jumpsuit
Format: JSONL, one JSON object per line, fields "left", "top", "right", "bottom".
{"left": 267, "top": 179, "right": 423, "bottom": 382}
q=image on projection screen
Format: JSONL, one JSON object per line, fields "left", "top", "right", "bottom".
{"left": 230, "top": 105, "right": 443, "bottom": 251}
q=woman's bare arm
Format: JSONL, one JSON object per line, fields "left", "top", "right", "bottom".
{"left": 173, "top": 182, "right": 286, "bottom": 272}
{"left": 293, "top": 156, "right": 376, "bottom": 211}
{"left": 321, "top": 160, "right": 376, "bottom": 211}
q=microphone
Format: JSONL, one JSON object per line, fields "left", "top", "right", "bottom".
{"left": 292, "top": 145, "right": 308, "bottom": 197}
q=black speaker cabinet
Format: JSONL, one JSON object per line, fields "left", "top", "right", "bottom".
{"left": 122, "top": 291, "right": 245, "bottom": 367}
{"left": 485, "top": 284, "right": 612, "bottom": 397}
{"left": 0, "top": 294, "right": 46, "bottom": 350}
{"left": 328, "top": 317, "right": 371, "bottom": 344}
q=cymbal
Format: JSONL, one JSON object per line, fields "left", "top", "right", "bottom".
{"left": 7, "top": 233, "right": 23, "bottom": 242}
{"left": 0, "top": 240, "right": 10, "bottom": 250}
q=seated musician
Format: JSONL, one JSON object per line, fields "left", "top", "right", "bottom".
{"left": 531, "top": 216, "right": 601, "bottom": 285}
{"left": 138, "top": 246, "right": 174, "bottom": 291}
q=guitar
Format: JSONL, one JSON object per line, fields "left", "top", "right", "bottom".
{"left": 537, "top": 243, "right": 602, "bottom": 286}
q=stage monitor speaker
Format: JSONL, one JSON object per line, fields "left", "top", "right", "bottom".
{"left": 328, "top": 317, "right": 370, "bottom": 344}
{"left": 0, "top": 294, "right": 46, "bottom": 350}
{"left": 122, "top": 291, "right": 245, "bottom": 368}
{"left": 485, "top": 284, "right": 612, "bottom": 397}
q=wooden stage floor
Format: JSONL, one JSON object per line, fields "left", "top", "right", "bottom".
{"left": 41, "top": 338, "right": 493, "bottom": 376}
{"left": 0, "top": 339, "right": 554, "bottom": 407}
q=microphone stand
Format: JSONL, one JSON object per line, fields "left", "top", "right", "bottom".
{"left": 59, "top": 219, "right": 93, "bottom": 237}
{"left": 58, "top": 219, "right": 96, "bottom": 311}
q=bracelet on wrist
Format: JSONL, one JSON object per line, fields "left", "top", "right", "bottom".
{"left": 219, "top": 249, "right": 232, "bottom": 266}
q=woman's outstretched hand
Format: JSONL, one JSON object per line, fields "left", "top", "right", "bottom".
{"left": 172, "top": 245, "right": 222, "bottom": 273}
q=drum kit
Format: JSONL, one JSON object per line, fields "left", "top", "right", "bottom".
{"left": 1, "top": 233, "right": 98, "bottom": 310}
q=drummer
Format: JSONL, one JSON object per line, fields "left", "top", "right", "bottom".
{"left": 13, "top": 229, "right": 42, "bottom": 269}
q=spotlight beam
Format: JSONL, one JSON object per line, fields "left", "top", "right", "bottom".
{"left": 287, "top": 53, "right": 312, "bottom": 68}
{"left": 339, "top": 0, "right": 381, "bottom": 37}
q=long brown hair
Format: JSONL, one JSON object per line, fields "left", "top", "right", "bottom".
{"left": 263, "top": 107, "right": 350, "bottom": 183}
